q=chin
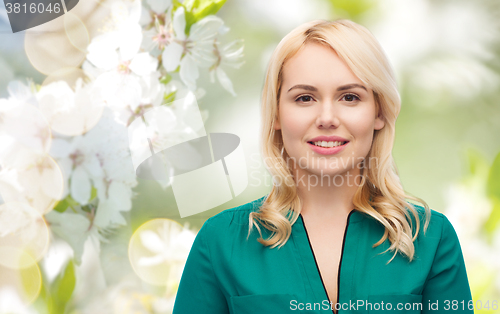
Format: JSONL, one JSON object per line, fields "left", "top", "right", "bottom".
{"left": 303, "top": 168, "right": 348, "bottom": 179}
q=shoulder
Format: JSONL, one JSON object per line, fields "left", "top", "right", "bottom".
{"left": 410, "top": 203, "right": 455, "bottom": 237}
{"left": 193, "top": 195, "right": 269, "bottom": 260}
{"left": 200, "top": 194, "right": 267, "bottom": 234}
{"left": 408, "top": 204, "right": 464, "bottom": 257}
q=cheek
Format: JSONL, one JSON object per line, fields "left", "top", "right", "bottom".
{"left": 342, "top": 109, "right": 377, "bottom": 139}
{"left": 279, "top": 106, "right": 309, "bottom": 139}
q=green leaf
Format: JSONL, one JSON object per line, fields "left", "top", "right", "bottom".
{"left": 51, "top": 260, "right": 76, "bottom": 311}
{"left": 53, "top": 199, "right": 69, "bottom": 213}
{"left": 53, "top": 194, "right": 80, "bottom": 213}
{"left": 183, "top": 0, "right": 200, "bottom": 11}
{"left": 193, "top": 0, "right": 227, "bottom": 21}
{"left": 172, "top": 0, "right": 184, "bottom": 11}
{"left": 171, "top": 1, "right": 197, "bottom": 35}
{"left": 181, "top": 0, "right": 227, "bottom": 33}
{"left": 163, "top": 90, "right": 177, "bottom": 105}
{"left": 160, "top": 73, "right": 172, "bottom": 85}
{"left": 184, "top": 10, "right": 197, "bottom": 34}
{"left": 89, "top": 186, "right": 98, "bottom": 202}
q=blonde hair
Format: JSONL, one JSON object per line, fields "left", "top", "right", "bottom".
{"left": 248, "top": 19, "right": 431, "bottom": 263}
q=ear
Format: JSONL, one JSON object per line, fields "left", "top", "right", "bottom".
{"left": 372, "top": 92, "right": 385, "bottom": 131}
{"left": 274, "top": 119, "right": 281, "bottom": 130}
{"left": 374, "top": 113, "right": 385, "bottom": 130}
{"left": 273, "top": 112, "right": 281, "bottom": 130}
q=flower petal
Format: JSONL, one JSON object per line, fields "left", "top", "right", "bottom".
{"left": 220, "top": 39, "right": 245, "bottom": 68}
{"left": 107, "top": 181, "right": 132, "bottom": 211}
{"left": 179, "top": 55, "right": 199, "bottom": 90}
{"left": 129, "top": 52, "right": 158, "bottom": 76}
{"left": 118, "top": 23, "right": 143, "bottom": 61}
{"left": 141, "top": 28, "right": 156, "bottom": 52}
{"left": 190, "top": 45, "right": 217, "bottom": 68}
{"left": 189, "top": 15, "right": 223, "bottom": 42}
{"left": 86, "top": 33, "right": 120, "bottom": 70}
{"left": 84, "top": 154, "right": 104, "bottom": 178}
{"left": 127, "top": 0, "right": 142, "bottom": 23}
{"left": 147, "top": 0, "right": 172, "bottom": 14}
{"left": 140, "top": 72, "right": 164, "bottom": 106}
{"left": 162, "top": 42, "right": 183, "bottom": 72}
{"left": 218, "top": 24, "right": 230, "bottom": 35}
{"left": 93, "top": 198, "right": 127, "bottom": 228}
{"left": 216, "top": 67, "right": 236, "bottom": 96}
{"left": 139, "top": 4, "right": 152, "bottom": 26}
{"left": 44, "top": 211, "right": 91, "bottom": 265}
{"left": 70, "top": 166, "right": 91, "bottom": 205}
{"left": 56, "top": 157, "right": 71, "bottom": 199}
{"left": 173, "top": 7, "right": 186, "bottom": 40}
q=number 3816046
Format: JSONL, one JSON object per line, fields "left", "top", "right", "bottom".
{"left": 6, "top": 2, "right": 61, "bottom": 14}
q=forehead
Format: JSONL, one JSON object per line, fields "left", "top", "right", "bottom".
{"left": 281, "top": 42, "right": 364, "bottom": 89}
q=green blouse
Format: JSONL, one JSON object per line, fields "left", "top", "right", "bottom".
{"left": 172, "top": 195, "right": 473, "bottom": 313}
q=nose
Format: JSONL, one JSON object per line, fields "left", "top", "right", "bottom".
{"left": 316, "top": 101, "right": 339, "bottom": 129}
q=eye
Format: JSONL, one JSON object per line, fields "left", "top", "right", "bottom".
{"left": 341, "top": 93, "right": 360, "bottom": 102}
{"left": 295, "top": 95, "right": 314, "bottom": 103}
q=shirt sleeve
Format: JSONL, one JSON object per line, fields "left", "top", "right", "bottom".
{"left": 422, "top": 214, "right": 474, "bottom": 313}
{"left": 172, "top": 217, "right": 230, "bottom": 314}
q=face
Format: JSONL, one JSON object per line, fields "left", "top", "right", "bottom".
{"left": 274, "top": 42, "right": 385, "bottom": 182}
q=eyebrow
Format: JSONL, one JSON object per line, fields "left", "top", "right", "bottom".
{"left": 287, "top": 83, "right": 367, "bottom": 93}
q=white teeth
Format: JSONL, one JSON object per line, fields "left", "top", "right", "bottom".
{"left": 313, "top": 141, "right": 345, "bottom": 148}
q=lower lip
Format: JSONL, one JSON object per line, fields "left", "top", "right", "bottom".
{"left": 307, "top": 142, "right": 349, "bottom": 155}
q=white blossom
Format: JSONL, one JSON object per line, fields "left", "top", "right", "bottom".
{"left": 0, "top": 0, "right": 244, "bottom": 309}
{"left": 141, "top": 0, "right": 174, "bottom": 53}
{"left": 162, "top": 7, "right": 224, "bottom": 90}
{"left": 50, "top": 107, "right": 137, "bottom": 228}
{"left": 44, "top": 210, "right": 100, "bottom": 265}
{"left": 140, "top": 0, "right": 172, "bottom": 27}
{"left": 0, "top": 96, "right": 51, "bottom": 159}
{"left": 209, "top": 39, "right": 245, "bottom": 96}
{"left": 37, "top": 79, "right": 104, "bottom": 136}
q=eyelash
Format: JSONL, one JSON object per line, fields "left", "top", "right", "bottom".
{"left": 295, "top": 95, "right": 314, "bottom": 103}
{"left": 294, "top": 93, "right": 361, "bottom": 103}
{"left": 341, "top": 93, "right": 361, "bottom": 102}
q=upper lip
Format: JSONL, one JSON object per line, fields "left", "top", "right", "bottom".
{"left": 308, "top": 135, "right": 349, "bottom": 143}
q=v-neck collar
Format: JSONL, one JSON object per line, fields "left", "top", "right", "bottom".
{"left": 291, "top": 209, "right": 364, "bottom": 313}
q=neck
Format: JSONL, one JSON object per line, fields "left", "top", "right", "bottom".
{"left": 291, "top": 165, "right": 362, "bottom": 221}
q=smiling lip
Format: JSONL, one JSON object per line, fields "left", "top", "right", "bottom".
{"left": 307, "top": 135, "right": 350, "bottom": 155}
{"left": 308, "top": 135, "right": 349, "bottom": 142}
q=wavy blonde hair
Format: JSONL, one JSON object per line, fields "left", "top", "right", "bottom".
{"left": 248, "top": 19, "right": 431, "bottom": 263}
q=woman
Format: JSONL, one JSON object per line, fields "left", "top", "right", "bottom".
{"left": 173, "top": 19, "right": 473, "bottom": 314}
